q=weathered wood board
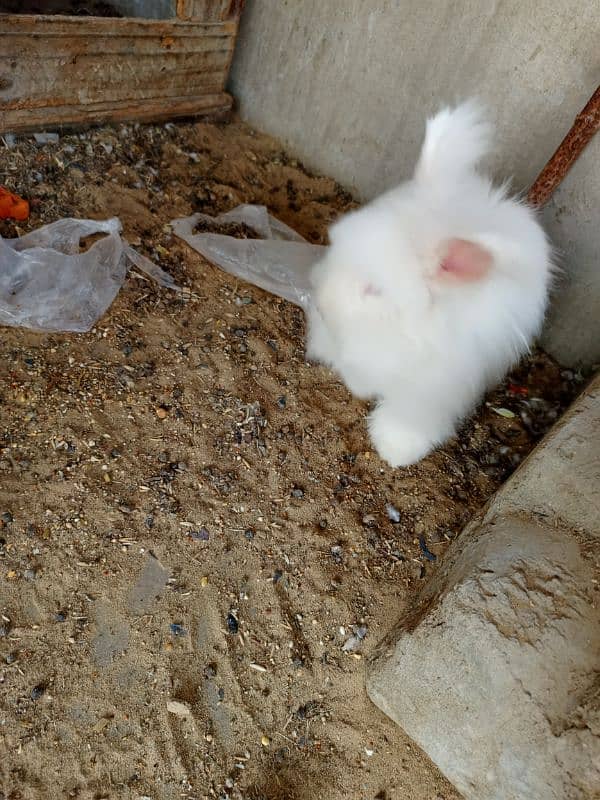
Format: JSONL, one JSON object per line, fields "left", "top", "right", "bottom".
{"left": 0, "top": 11, "right": 244, "bottom": 132}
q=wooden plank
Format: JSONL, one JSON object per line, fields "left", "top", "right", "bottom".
{"left": 0, "top": 14, "right": 238, "bottom": 36}
{"left": 0, "top": 14, "right": 239, "bottom": 132}
{"left": 1, "top": 50, "right": 233, "bottom": 105}
{"left": 0, "top": 92, "right": 233, "bottom": 133}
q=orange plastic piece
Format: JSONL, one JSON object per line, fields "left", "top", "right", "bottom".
{"left": 0, "top": 187, "right": 30, "bottom": 221}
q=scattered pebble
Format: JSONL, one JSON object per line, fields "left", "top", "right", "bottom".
{"left": 342, "top": 625, "right": 368, "bottom": 653}
{"left": 167, "top": 700, "right": 192, "bottom": 717}
{"left": 33, "top": 132, "right": 59, "bottom": 145}
{"left": 226, "top": 612, "right": 239, "bottom": 634}
{"left": 30, "top": 684, "right": 46, "bottom": 701}
{"left": 386, "top": 504, "right": 401, "bottom": 523}
{"left": 189, "top": 528, "right": 210, "bottom": 541}
{"left": 169, "top": 623, "right": 186, "bottom": 637}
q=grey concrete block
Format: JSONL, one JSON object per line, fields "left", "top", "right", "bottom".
{"left": 367, "top": 516, "right": 600, "bottom": 800}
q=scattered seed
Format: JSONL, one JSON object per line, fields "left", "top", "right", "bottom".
{"left": 491, "top": 407, "right": 516, "bottom": 419}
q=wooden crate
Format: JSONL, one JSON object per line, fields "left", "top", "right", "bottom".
{"left": 0, "top": 0, "right": 245, "bottom": 132}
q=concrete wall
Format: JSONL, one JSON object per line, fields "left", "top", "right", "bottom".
{"left": 229, "top": 0, "right": 600, "bottom": 368}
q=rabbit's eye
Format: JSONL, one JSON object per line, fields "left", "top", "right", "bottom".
{"left": 362, "top": 283, "right": 381, "bottom": 298}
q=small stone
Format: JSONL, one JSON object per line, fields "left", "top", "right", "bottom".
{"left": 291, "top": 487, "right": 304, "bottom": 499}
{"left": 277, "top": 396, "right": 287, "bottom": 409}
{"left": 226, "top": 612, "right": 239, "bottom": 634}
{"left": 200, "top": 576, "right": 209, "bottom": 587}
{"left": 386, "top": 504, "right": 401, "bottom": 523}
{"left": 155, "top": 407, "right": 168, "bottom": 419}
{"left": 23, "top": 569, "right": 36, "bottom": 581}
{"left": 190, "top": 528, "right": 209, "bottom": 542}
{"left": 167, "top": 700, "right": 191, "bottom": 717}
{"left": 31, "top": 684, "right": 46, "bottom": 701}
{"left": 1, "top": 512, "right": 13, "bottom": 525}
{"left": 330, "top": 545, "right": 343, "bottom": 563}
{"left": 261, "top": 735, "right": 271, "bottom": 747}
{"left": 33, "top": 132, "right": 59, "bottom": 144}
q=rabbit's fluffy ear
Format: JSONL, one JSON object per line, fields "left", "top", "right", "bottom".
{"left": 437, "top": 238, "right": 492, "bottom": 282}
{"left": 415, "top": 101, "right": 492, "bottom": 184}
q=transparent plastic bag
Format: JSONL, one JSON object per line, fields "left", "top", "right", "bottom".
{"left": 171, "top": 205, "right": 326, "bottom": 310}
{"left": 0, "top": 217, "right": 180, "bottom": 333}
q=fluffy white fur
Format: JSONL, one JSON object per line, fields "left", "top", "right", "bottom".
{"left": 306, "top": 102, "right": 553, "bottom": 467}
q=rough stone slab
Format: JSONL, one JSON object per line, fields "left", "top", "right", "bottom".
{"left": 490, "top": 374, "right": 600, "bottom": 538}
{"left": 367, "top": 376, "right": 600, "bottom": 800}
{"left": 367, "top": 517, "right": 600, "bottom": 800}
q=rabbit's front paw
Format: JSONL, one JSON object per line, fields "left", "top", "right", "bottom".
{"left": 368, "top": 409, "right": 434, "bottom": 467}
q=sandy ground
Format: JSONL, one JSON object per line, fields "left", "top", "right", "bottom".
{"left": 0, "top": 119, "right": 585, "bottom": 800}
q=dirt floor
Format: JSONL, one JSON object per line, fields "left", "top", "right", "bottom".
{"left": 0, "top": 119, "right": 586, "bottom": 800}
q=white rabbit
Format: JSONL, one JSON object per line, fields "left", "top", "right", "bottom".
{"left": 306, "top": 102, "right": 553, "bottom": 467}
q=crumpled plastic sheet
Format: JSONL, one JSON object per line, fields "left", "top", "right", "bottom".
{"left": 0, "top": 217, "right": 180, "bottom": 333}
{"left": 171, "top": 204, "right": 326, "bottom": 310}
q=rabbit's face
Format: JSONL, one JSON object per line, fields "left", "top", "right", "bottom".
{"left": 311, "top": 197, "right": 432, "bottom": 347}
{"left": 309, "top": 179, "right": 499, "bottom": 379}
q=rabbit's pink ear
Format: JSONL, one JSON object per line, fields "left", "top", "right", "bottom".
{"left": 438, "top": 238, "right": 492, "bottom": 282}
